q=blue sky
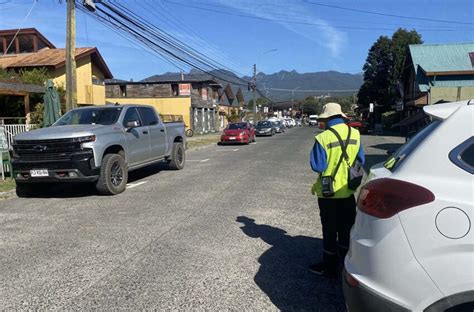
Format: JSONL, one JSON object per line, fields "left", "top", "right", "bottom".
{"left": 1, "top": 0, "right": 473, "bottom": 80}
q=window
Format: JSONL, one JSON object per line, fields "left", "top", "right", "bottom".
{"left": 92, "top": 77, "right": 104, "bottom": 85}
{"left": 138, "top": 107, "right": 158, "bottom": 126}
{"left": 460, "top": 144, "right": 474, "bottom": 167}
{"left": 123, "top": 107, "right": 142, "bottom": 127}
{"left": 384, "top": 121, "right": 441, "bottom": 171}
{"left": 55, "top": 107, "right": 122, "bottom": 126}
{"left": 171, "top": 84, "right": 179, "bottom": 96}
{"left": 120, "top": 85, "right": 127, "bottom": 97}
{"left": 3, "top": 35, "right": 15, "bottom": 54}
{"left": 18, "top": 35, "right": 34, "bottom": 53}
{"left": 449, "top": 137, "right": 474, "bottom": 174}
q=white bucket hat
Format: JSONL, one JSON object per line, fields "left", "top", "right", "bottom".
{"left": 318, "top": 102, "right": 347, "bottom": 119}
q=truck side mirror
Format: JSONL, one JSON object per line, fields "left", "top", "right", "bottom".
{"left": 126, "top": 121, "right": 139, "bottom": 129}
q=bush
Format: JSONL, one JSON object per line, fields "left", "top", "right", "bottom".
{"left": 29, "top": 103, "right": 44, "bottom": 127}
{"left": 382, "top": 111, "right": 398, "bottom": 129}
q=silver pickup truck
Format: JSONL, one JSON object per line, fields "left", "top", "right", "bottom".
{"left": 12, "top": 104, "right": 186, "bottom": 196}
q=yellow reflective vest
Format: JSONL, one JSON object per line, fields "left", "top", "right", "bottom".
{"left": 312, "top": 123, "right": 361, "bottom": 199}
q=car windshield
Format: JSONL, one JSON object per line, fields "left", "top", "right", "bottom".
{"left": 384, "top": 120, "right": 441, "bottom": 172}
{"left": 257, "top": 121, "right": 272, "bottom": 127}
{"left": 227, "top": 123, "right": 247, "bottom": 129}
{"left": 54, "top": 107, "right": 122, "bottom": 126}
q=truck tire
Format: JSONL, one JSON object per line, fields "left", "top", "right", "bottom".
{"left": 168, "top": 142, "right": 185, "bottom": 170}
{"left": 16, "top": 182, "right": 36, "bottom": 198}
{"left": 96, "top": 153, "right": 128, "bottom": 195}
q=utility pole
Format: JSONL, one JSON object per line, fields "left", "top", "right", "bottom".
{"left": 66, "top": 0, "right": 77, "bottom": 111}
{"left": 252, "top": 64, "right": 257, "bottom": 124}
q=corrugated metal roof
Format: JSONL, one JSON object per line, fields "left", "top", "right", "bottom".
{"left": 409, "top": 43, "right": 474, "bottom": 73}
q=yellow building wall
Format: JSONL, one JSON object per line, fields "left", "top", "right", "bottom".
{"left": 430, "top": 86, "right": 474, "bottom": 104}
{"left": 50, "top": 55, "right": 106, "bottom": 106}
{"left": 107, "top": 97, "right": 192, "bottom": 128}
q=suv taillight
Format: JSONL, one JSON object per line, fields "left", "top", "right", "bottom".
{"left": 357, "top": 178, "right": 435, "bottom": 219}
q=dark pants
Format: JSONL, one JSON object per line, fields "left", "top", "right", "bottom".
{"left": 318, "top": 195, "right": 356, "bottom": 268}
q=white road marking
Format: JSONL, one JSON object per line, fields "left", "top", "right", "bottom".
{"left": 126, "top": 181, "right": 147, "bottom": 188}
{"left": 233, "top": 148, "right": 239, "bottom": 151}
{"left": 200, "top": 159, "right": 210, "bottom": 163}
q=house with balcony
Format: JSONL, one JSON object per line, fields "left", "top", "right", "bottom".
{"left": 0, "top": 28, "right": 113, "bottom": 107}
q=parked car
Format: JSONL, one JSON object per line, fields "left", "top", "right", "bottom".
{"left": 309, "top": 115, "right": 318, "bottom": 126}
{"left": 346, "top": 118, "right": 368, "bottom": 134}
{"left": 220, "top": 122, "right": 255, "bottom": 144}
{"left": 255, "top": 120, "right": 275, "bottom": 136}
{"left": 271, "top": 121, "right": 285, "bottom": 133}
{"left": 343, "top": 100, "right": 474, "bottom": 312}
{"left": 12, "top": 104, "right": 186, "bottom": 196}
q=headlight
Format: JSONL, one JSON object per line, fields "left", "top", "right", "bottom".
{"left": 73, "top": 135, "right": 96, "bottom": 143}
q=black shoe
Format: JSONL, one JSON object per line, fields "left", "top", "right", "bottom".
{"left": 309, "top": 262, "right": 337, "bottom": 277}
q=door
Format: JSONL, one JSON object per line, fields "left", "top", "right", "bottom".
{"left": 122, "top": 107, "right": 151, "bottom": 165}
{"left": 138, "top": 107, "right": 167, "bottom": 159}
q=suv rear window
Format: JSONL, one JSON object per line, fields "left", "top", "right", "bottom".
{"left": 460, "top": 144, "right": 474, "bottom": 167}
{"left": 384, "top": 120, "right": 441, "bottom": 171}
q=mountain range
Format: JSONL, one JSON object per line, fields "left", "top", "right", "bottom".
{"left": 142, "top": 69, "right": 363, "bottom": 102}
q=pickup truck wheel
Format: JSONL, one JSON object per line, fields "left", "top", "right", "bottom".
{"left": 96, "top": 153, "right": 128, "bottom": 195}
{"left": 168, "top": 142, "right": 185, "bottom": 170}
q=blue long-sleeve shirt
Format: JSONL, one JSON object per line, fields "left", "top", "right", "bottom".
{"left": 310, "top": 118, "right": 365, "bottom": 173}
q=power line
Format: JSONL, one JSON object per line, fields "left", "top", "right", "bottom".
{"left": 303, "top": 1, "right": 474, "bottom": 26}
{"left": 164, "top": 0, "right": 469, "bottom": 32}
{"left": 80, "top": 1, "right": 250, "bottom": 87}
{"left": 3, "top": 0, "right": 37, "bottom": 56}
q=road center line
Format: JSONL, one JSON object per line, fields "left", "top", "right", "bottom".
{"left": 200, "top": 159, "right": 210, "bottom": 162}
{"left": 126, "top": 181, "right": 147, "bottom": 188}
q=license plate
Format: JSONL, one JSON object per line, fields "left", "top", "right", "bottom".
{"left": 229, "top": 137, "right": 236, "bottom": 140}
{"left": 30, "top": 169, "right": 49, "bottom": 177}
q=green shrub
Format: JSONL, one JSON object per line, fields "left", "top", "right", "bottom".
{"left": 382, "top": 111, "right": 398, "bottom": 129}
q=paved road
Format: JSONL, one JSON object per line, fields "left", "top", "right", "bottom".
{"left": 0, "top": 127, "right": 404, "bottom": 311}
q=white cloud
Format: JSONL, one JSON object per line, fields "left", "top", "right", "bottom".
{"left": 206, "top": 0, "right": 347, "bottom": 57}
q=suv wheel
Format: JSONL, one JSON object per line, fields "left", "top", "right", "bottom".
{"left": 96, "top": 153, "right": 128, "bottom": 195}
{"left": 168, "top": 142, "right": 185, "bottom": 170}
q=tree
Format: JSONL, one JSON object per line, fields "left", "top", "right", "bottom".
{"left": 358, "top": 36, "right": 393, "bottom": 109}
{"left": 390, "top": 28, "right": 422, "bottom": 87}
{"left": 358, "top": 29, "right": 422, "bottom": 110}
{"left": 300, "top": 96, "right": 321, "bottom": 115}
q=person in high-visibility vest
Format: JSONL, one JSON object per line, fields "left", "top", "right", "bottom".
{"left": 309, "top": 102, "right": 365, "bottom": 276}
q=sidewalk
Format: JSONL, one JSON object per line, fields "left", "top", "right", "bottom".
{"left": 186, "top": 132, "right": 221, "bottom": 150}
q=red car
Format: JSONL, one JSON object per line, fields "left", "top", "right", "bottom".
{"left": 221, "top": 122, "right": 256, "bottom": 145}
{"left": 347, "top": 119, "right": 368, "bottom": 134}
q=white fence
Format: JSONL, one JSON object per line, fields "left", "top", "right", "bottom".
{"left": 1, "top": 124, "right": 36, "bottom": 150}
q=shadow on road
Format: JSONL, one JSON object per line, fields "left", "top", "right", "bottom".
{"left": 19, "top": 162, "right": 170, "bottom": 198}
{"left": 236, "top": 216, "right": 346, "bottom": 312}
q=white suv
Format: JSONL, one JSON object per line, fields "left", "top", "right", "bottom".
{"left": 343, "top": 100, "right": 474, "bottom": 312}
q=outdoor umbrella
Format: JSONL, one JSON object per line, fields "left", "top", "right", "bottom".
{"left": 43, "top": 79, "right": 61, "bottom": 127}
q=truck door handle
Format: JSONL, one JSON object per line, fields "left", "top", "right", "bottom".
{"left": 142, "top": 130, "right": 149, "bottom": 134}
{"left": 160, "top": 129, "right": 165, "bottom": 132}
